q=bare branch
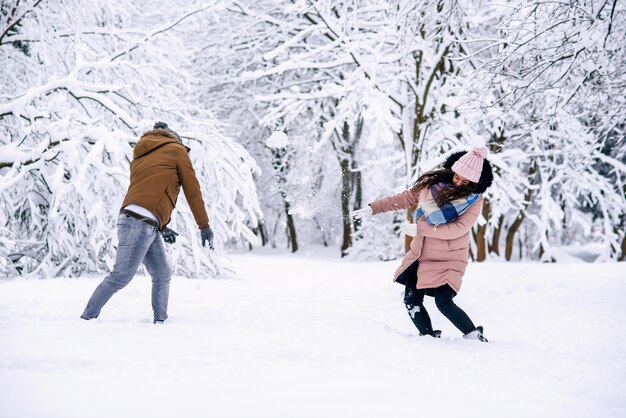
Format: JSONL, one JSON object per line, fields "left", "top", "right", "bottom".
{"left": 0, "top": 0, "right": 42, "bottom": 45}
{"left": 603, "top": 0, "right": 618, "bottom": 48}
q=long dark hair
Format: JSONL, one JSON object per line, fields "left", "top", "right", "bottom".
{"left": 412, "top": 168, "right": 477, "bottom": 207}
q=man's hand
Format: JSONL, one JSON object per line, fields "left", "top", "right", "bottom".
{"left": 201, "top": 227, "right": 214, "bottom": 250}
{"left": 161, "top": 227, "right": 179, "bottom": 245}
{"left": 350, "top": 206, "right": 373, "bottom": 219}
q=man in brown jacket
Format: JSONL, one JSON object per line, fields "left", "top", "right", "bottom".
{"left": 81, "top": 122, "right": 213, "bottom": 324}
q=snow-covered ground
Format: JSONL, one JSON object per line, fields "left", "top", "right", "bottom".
{"left": 1, "top": 248, "right": 625, "bottom": 418}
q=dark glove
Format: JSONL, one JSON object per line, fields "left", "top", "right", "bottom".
{"left": 201, "top": 227, "right": 214, "bottom": 250}
{"left": 161, "top": 226, "right": 179, "bottom": 245}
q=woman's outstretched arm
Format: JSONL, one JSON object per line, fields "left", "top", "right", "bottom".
{"left": 370, "top": 188, "right": 421, "bottom": 215}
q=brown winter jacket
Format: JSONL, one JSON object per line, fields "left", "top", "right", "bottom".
{"left": 370, "top": 187, "right": 482, "bottom": 293}
{"left": 121, "top": 128, "right": 209, "bottom": 230}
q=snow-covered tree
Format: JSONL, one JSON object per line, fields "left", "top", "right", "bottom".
{"left": 196, "top": 0, "right": 480, "bottom": 258}
{"left": 0, "top": 0, "right": 262, "bottom": 277}
{"left": 462, "top": 0, "right": 626, "bottom": 261}
{"left": 4, "top": 0, "right": 622, "bottom": 273}
{"left": 227, "top": 0, "right": 626, "bottom": 261}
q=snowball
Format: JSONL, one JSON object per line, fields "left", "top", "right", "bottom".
{"left": 266, "top": 131, "right": 289, "bottom": 148}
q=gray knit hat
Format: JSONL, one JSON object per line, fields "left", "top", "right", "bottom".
{"left": 154, "top": 121, "right": 182, "bottom": 143}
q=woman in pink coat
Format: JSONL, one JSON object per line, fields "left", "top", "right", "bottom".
{"left": 353, "top": 147, "right": 493, "bottom": 342}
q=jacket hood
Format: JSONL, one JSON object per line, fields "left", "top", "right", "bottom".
{"left": 442, "top": 150, "right": 494, "bottom": 194}
{"left": 133, "top": 129, "right": 183, "bottom": 159}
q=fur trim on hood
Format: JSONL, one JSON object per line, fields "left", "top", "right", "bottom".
{"left": 442, "top": 151, "right": 493, "bottom": 194}
{"left": 141, "top": 128, "right": 181, "bottom": 143}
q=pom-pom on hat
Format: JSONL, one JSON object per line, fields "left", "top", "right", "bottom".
{"left": 451, "top": 146, "right": 488, "bottom": 183}
{"left": 153, "top": 121, "right": 182, "bottom": 143}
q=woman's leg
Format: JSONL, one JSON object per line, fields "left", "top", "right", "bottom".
{"left": 403, "top": 272, "right": 435, "bottom": 336}
{"left": 433, "top": 285, "right": 475, "bottom": 335}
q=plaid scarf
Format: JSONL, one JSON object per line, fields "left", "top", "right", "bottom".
{"left": 412, "top": 182, "right": 480, "bottom": 225}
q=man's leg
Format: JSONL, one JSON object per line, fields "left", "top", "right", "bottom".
{"left": 81, "top": 216, "right": 156, "bottom": 319}
{"left": 143, "top": 232, "right": 171, "bottom": 323}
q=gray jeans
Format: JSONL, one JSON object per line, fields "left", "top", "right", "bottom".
{"left": 81, "top": 214, "right": 171, "bottom": 322}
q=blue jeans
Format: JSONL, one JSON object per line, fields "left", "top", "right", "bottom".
{"left": 81, "top": 214, "right": 171, "bottom": 322}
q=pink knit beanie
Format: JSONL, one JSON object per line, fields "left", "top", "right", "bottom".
{"left": 451, "top": 147, "right": 488, "bottom": 183}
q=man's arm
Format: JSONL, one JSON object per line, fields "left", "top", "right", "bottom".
{"left": 176, "top": 147, "right": 210, "bottom": 229}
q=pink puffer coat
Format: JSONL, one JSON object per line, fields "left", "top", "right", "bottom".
{"left": 370, "top": 187, "right": 483, "bottom": 293}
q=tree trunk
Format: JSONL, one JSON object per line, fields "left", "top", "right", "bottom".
{"left": 404, "top": 206, "right": 416, "bottom": 252}
{"left": 352, "top": 166, "right": 362, "bottom": 233}
{"left": 353, "top": 170, "right": 362, "bottom": 209}
{"left": 284, "top": 200, "right": 298, "bottom": 253}
{"left": 314, "top": 217, "right": 329, "bottom": 247}
{"left": 270, "top": 144, "right": 298, "bottom": 253}
{"left": 340, "top": 158, "right": 352, "bottom": 256}
{"left": 253, "top": 221, "right": 268, "bottom": 247}
{"left": 618, "top": 223, "right": 626, "bottom": 261}
{"left": 505, "top": 213, "right": 525, "bottom": 261}
{"left": 475, "top": 228, "right": 486, "bottom": 261}
{"left": 474, "top": 198, "right": 490, "bottom": 261}
{"left": 490, "top": 215, "right": 504, "bottom": 256}
{"left": 506, "top": 165, "right": 535, "bottom": 261}
{"left": 335, "top": 118, "right": 363, "bottom": 257}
